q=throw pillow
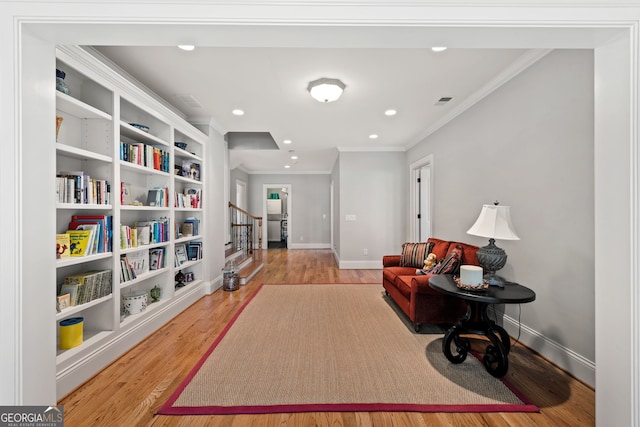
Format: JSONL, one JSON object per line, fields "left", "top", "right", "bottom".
{"left": 430, "top": 244, "right": 464, "bottom": 275}
{"left": 400, "top": 242, "right": 434, "bottom": 268}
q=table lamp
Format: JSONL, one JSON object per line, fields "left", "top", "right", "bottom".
{"left": 466, "top": 202, "right": 520, "bottom": 287}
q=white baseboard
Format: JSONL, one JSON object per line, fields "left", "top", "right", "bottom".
{"left": 288, "top": 243, "right": 331, "bottom": 249}
{"left": 338, "top": 259, "right": 383, "bottom": 269}
{"left": 501, "top": 312, "right": 595, "bottom": 387}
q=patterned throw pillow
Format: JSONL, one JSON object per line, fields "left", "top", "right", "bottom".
{"left": 430, "top": 245, "right": 464, "bottom": 275}
{"left": 400, "top": 242, "right": 434, "bottom": 268}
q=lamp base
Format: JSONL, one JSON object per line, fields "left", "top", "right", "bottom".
{"left": 483, "top": 272, "right": 506, "bottom": 288}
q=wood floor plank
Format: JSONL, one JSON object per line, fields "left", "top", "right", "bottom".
{"left": 58, "top": 249, "right": 594, "bottom": 426}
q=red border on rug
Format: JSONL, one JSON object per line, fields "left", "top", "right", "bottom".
{"left": 158, "top": 283, "right": 539, "bottom": 415}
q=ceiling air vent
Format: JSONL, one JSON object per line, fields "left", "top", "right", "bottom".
{"left": 435, "top": 97, "right": 453, "bottom": 106}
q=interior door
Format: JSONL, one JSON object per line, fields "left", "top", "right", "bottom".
{"left": 417, "top": 165, "right": 431, "bottom": 241}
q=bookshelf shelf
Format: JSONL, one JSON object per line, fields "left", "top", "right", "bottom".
{"left": 175, "top": 175, "right": 202, "bottom": 185}
{"left": 176, "top": 259, "right": 203, "bottom": 271}
{"left": 56, "top": 203, "right": 113, "bottom": 210}
{"left": 174, "top": 146, "right": 202, "bottom": 162}
{"left": 120, "top": 160, "right": 171, "bottom": 177}
{"left": 120, "top": 242, "right": 168, "bottom": 255}
{"left": 56, "top": 294, "right": 112, "bottom": 321}
{"left": 56, "top": 143, "right": 113, "bottom": 163}
{"left": 120, "top": 267, "right": 168, "bottom": 290}
{"left": 120, "top": 120, "right": 170, "bottom": 147}
{"left": 120, "top": 205, "right": 170, "bottom": 212}
{"left": 56, "top": 91, "right": 112, "bottom": 120}
{"left": 175, "top": 279, "right": 204, "bottom": 297}
{"left": 56, "top": 330, "right": 113, "bottom": 362}
{"left": 56, "top": 252, "right": 113, "bottom": 268}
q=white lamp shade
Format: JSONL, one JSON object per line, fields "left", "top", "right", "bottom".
{"left": 467, "top": 204, "right": 520, "bottom": 240}
{"left": 307, "top": 78, "right": 345, "bottom": 103}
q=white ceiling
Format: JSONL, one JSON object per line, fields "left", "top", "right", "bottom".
{"left": 94, "top": 45, "right": 533, "bottom": 173}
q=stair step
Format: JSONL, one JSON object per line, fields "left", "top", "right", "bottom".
{"left": 238, "top": 251, "right": 264, "bottom": 285}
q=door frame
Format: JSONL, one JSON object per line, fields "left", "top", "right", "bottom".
{"left": 409, "top": 154, "right": 434, "bottom": 242}
{"left": 262, "top": 183, "right": 292, "bottom": 248}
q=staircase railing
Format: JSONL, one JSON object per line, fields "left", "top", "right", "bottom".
{"left": 228, "top": 202, "right": 262, "bottom": 254}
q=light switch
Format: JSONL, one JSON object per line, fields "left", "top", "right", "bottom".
{"left": 346, "top": 214, "right": 356, "bottom": 221}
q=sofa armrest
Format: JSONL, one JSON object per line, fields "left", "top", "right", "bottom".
{"left": 382, "top": 255, "right": 402, "bottom": 267}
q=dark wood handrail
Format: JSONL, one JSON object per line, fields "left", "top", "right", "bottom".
{"left": 229, "top": 201, "right": 262, "bottom": 221}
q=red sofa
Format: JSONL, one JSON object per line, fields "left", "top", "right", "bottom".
{"left": 382, "top": 237, "right": 481, "bottom": 331}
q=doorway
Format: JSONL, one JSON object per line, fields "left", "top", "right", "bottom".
{"left": 410, "top": 155, "right": 433, "bottom": 242}
{"left": 264, "top": 184, "right": 291, "bottom": 249}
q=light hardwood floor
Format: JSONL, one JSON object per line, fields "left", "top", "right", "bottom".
{"left": 59, "top": 249, "right": 595, "bottom": 426}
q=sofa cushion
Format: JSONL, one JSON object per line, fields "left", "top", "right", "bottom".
{"left": 427, "top": 238, "right": 452, "bottom": 260}
{"left": 431, "top": 244, "right": 463, "bottom": 275}
{"left": 394, "top": 276, "right": 414, "bottom": 300}
{"left": 400, "top": 242, "right": 434, "bottom": 268}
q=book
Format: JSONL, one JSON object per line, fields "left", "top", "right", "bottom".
{"left": 67, "top": 229, "right": 93, "bottom": 256}
{"left": 57, "top": 294, "right": 71, "bottom": 311}
{"left": 181, "top": 222, "right": 193, "bottom": 237}
{"left": 127, "top": 250, "right": 149, "bottom": 276}
{"left": 187, "top": 241, "right": 202, "bottom": 261}
{"left": 56, "top": 233, "right": 71, "bottom": 259}
{"left": 121, "top": 182, "right": 134, "bottom": 205}
{"left": 70, "top": 222, "right": 99, "bottom": 255}
{"left": 71, "top": 215, "right": 112, "bottom": 253}
{"left": 149, "top": 247, "right": 165, "bottom": 270}
{"left": 175, "top": 244, "right": 188, "bottom": 266}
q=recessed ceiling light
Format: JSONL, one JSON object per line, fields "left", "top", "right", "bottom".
{"left": 291, "top": 155, "right": 298, "bottom": 160}
{"left": 178, "top": 45, "right": 195, "bottom": 51}
{"left": 232, "top": 109, "right": 244, "bottom": 116}
{"left": 283, "top": 139, "right": 292, "bottom": 144}
{"left": 431, "top": 46, "right": 448, "bottom": 52}
{"left": 369, "top": 134, "right": 379, "bottom": 139}
{"left": 384, "top": 109, "right": 397, "bottom": 116}
{"left": 284, "top": 165, "right": 291, "bottom": 169}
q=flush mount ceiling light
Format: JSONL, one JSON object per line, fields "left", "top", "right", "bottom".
{"left": 307, "top": 78, "right": 346, "bottom": 103}
{"left": 232, "top": 109, "right": 245, "bottom": 116}
{"left": 177, "top": 45, "right": 195, "bottom": 51}
{"left": 283, "top": 139, "right": 292, "bottom": 144}
{"left": 431, "top": 46, "right": 448, "bottom": 52}
{"left": 384, "top": 109, "right": 397, "bottom": 116}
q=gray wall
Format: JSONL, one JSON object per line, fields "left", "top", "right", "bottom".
{"left": 336, "top": 151, "right": 406, "bottom": 267}
{"left": 407, "top": 49, "right": 595, "bottom": 380}
{"left": 229, "top": 168, "right": 249, "bottom": 207}
{"left": 247, "top": 173, "right": 332, "bottom": 247}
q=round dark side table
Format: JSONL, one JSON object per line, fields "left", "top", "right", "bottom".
{"left": 429, "top": 274, "right": 536, "bottom": 378}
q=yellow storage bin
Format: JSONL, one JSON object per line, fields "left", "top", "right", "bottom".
{"left": 59, "top": 317, "right": 83, "bottom": 349}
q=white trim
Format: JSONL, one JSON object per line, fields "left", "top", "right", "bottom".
{"left": 262, "top": 183, "right": 292, "bottom": 248}
{"left": 409, "top": 154, "right": 434, "bottom": 242}
{"left": 338, "top": 259, "right": 383, "bottom": 269}
{"left": 289, "top": 243, "right": 331, "bottom": 249}
{"left": 336, "top": 146, "right": 405, "bottom": 152}
{"left": 501, "top": 313, "right": 596, "bottom": 387}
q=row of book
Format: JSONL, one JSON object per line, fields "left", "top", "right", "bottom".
{"left": 59, "top": 269, "right": 112, "bottom": 307}
{"left": 120, "top": 247, "right": 167, "bottom": 284}
{"left": 120, "top": 141, "right": 170, "bottom": 173}
{"left": 176, "top": 188, "right": 202, "bottom": 209}
{"left": 56, "top": 171, "right": 111, "bottom": 205}
{"left": 57, "top": 215, "right": 113, "bottom": 258}
{"left": 181, "top": 218, "right": 200, "bottom": 237}
{"left": 120, "top": 218, "right": 170, "bottom": 249}
{"left": 175, "top": 241, "right": 203, "bottom": 266}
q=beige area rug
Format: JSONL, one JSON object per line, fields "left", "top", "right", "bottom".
{"left": 159, "top": 284, "right": 538, "bottom": 415}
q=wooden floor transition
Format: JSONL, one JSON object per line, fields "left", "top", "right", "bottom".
{"left": 59, "top": 249, "right": 595, "bottom": 426}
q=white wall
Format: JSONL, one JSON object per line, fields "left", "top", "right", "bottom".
{"left": 247, "top": 174, "right": 331, "bottom": 248}
{"left": 337, "top": 151, "right": 406, "bottom": 268}
{"left": 408, "top": 50, "right": 595, "bottom": 381}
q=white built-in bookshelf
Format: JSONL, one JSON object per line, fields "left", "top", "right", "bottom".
{"left": 54, "top": 46, "right": 207, "bottom": 397}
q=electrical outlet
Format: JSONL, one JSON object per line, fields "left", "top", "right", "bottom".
{"left": 363, "top": 248, "right": 368, "bottom": 256}
{"left": 300, "top": 236, "right": 304, "bottom": 241}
